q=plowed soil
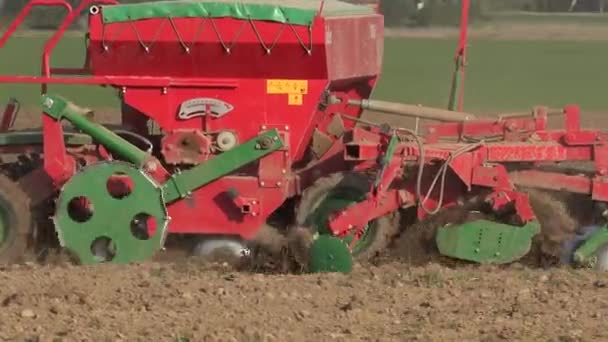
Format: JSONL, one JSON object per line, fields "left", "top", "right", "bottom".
{"left": 1, "top": 260, "right": 608, "bottom": 341}
{"left": 2, "top": 109, "right": 608, "bottom": 341}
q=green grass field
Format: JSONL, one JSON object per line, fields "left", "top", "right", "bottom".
{"left": 0, "top": 32, "right": 607, "bottom": 114}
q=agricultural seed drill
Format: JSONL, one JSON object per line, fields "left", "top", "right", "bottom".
{"left": 0, "top": 0, "right": 606, "bottom": 273}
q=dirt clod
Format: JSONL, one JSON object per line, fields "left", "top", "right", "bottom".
{"left": 20, "top": 309, "right": 35, "bottom": 318}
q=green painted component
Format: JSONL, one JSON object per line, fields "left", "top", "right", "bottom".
{"left": 308, "top": 235, "right": 353, "bottom": 273}
{"left": 436, "top": 219, "right": 541, "bottom": 264}
{"left": 373, "top": 133, "right": 399, "bottom": 189}
{"left": 54, "top": 162, "right": 168, "bottom": 264}
{"left": 41, "top": 94, "right": 149, "bottom": 166}
{"left": 574, "top": 226, "right": 608, "bottom": 265}
{"left": 162, "top": 129, "right": 284, "bottom": 203}
{"left": 0, "top": 130, "right": 92, "bottom": 146}
{"left": 308, "top": 186, "right": 376, "bottom": 255}
{"left": 100, "top": 0, "right": 375, "bottom": 26}
{"left": 447, "top": 55, "right": 462, "bottom": 111}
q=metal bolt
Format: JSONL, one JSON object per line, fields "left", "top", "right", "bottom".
{"left": 276, "top": 182, "right": 282, "bottom": 186}
{"left": 257, "top": 136, "right": 274, "bottom": 150}
{"left": 281, "top": 169, "right": 287, "bottom": 174}
{"left": 260, "top": 181, "right": 265, "bottom": 186}
{"left": 146, "top": 161, "right": 157, "bottom": 171}
{"left": 184, "top": 47, "right": 191, "bottom": 54}
{"left": 144, "top": 46, "right": 150, "bottom": 53}
{"left": 162, "top": 88, "right": 167, "bottom": 95}
{"left": 265, "top": 48, "right": 271, "bottom": 55}
{"left": 121, "top": 87, "right": 127, "bottom": 94}
{"left": 261, "top": 125, "right": 267, "bottom": 130}
{"left": 252, "top": 201, "right": 257, "bottom": 205}
{"left": 348, "top": 224, "right": 353, "bottom": 229}
{"left": 43, "top": 97, "right": 54, "bottom": 109}
{"left": 284, "top": 126, "right": 289, "bottom": 131}
{"left": 252, "top": 212, "right": 258, "bottom": 217}
{"left": 475, "top": 248, "right": 480, "bottom": 253}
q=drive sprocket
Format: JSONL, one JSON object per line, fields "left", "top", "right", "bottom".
{"left": 53, "top": 161, "right": 169, "bottom": 264}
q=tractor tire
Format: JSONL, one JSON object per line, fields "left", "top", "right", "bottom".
{"left": 294, "top": 172, "right": 401, "bottom": 261}
{"left": 0, "top": 173, "right": 32, "bottom": 264}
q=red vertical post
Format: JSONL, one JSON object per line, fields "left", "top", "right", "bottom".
{"left": 456, "top": 0, "right": 470, "bottom": 112}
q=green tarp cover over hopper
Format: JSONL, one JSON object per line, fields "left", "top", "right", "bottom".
{"left": 100, "top": 0, "right": 375, "bottom": 26}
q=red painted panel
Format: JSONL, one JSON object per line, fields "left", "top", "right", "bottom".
{"left": 165, "top": 176, "right": 286, "bottom": 239}
{"left": 88, "top": 15, "right": 327, "bottom": 79}
{"left": 324, "top": 14, "right": 384, "bottom": 81}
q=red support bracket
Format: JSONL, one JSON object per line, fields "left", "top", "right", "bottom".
{"left": 328, "top": 189, "right": 412, "bottom": 238}
{"left": 42, "top": 114, "right": 75, "bottom": 187}
{"left": 226, "top": 188, "right": 260, "bottom": 216}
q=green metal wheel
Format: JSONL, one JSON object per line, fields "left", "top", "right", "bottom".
{"left": 54, "top": 161, "right": 169, "bottom": 264}
{"left": 304, "top": 184, "right": 376, "bottom": 255}
{"left": 295, "top": 172, "right": 400, "bottom": 271}
{"left": 0, "top": 173, "right": 32, "bottom": 264}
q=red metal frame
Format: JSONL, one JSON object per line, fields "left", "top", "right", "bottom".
{"left": 1, "top": 0, "right": 607, "bottom": 252}
{"left": 0, "top": 0, "right": 384, "bottom": 240}
{"left": 325, "top": 104, "right": 608, "bottom": 237}
{"left": 455, "top": 0, "right": 470, "bottom": 111}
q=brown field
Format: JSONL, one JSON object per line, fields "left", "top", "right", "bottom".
{"left": 0, "top": 260, "right": 607, "bottom": 341}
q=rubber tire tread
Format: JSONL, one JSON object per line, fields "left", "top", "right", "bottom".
{"left": 0, "top": 173, "right": 31, "bottom": 264}
{"left": 295, "top": 172, "right": 401, "bottom": 261}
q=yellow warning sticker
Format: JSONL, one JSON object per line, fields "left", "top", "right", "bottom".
{"left": 266, "top": 79, "right": 308, "bottom": 95}
{"left": 288, "top": 93, "right": 303, "bottom": 106}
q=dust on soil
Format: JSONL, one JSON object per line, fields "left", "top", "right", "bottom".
{"left": 6, "top": 105, "right": 608, "bottom": 341}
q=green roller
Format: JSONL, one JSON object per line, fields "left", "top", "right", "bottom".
{"left": 436, "top": 219, "right": 540, "bottom": 264}
{"left": 574, "top": 226, "right": 608, "bottom": 267}
{"left": 308, "top": 235, "right": 353, "bottom": 273}
{"left": 54, "top": 162, "right": 168, "bottom": 264}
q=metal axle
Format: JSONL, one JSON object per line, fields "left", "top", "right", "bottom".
{"left": 348, "top": 99, "right": 476, "bottom": 122}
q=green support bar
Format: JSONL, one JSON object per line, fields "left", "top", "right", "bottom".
{"left": 447, "top": 55, "right": 463, "bottom": 111}
{"left": 373, "top": 133, "right": 399, "bottom": 190}
{"left": 574, "top": 226, "right": 608, "bottom": 266}
{"left": 41, "top": 94, "right": 149, "bottom": 167}
{"left": 162, "top": 129, "right": 284, "bottom": 203}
